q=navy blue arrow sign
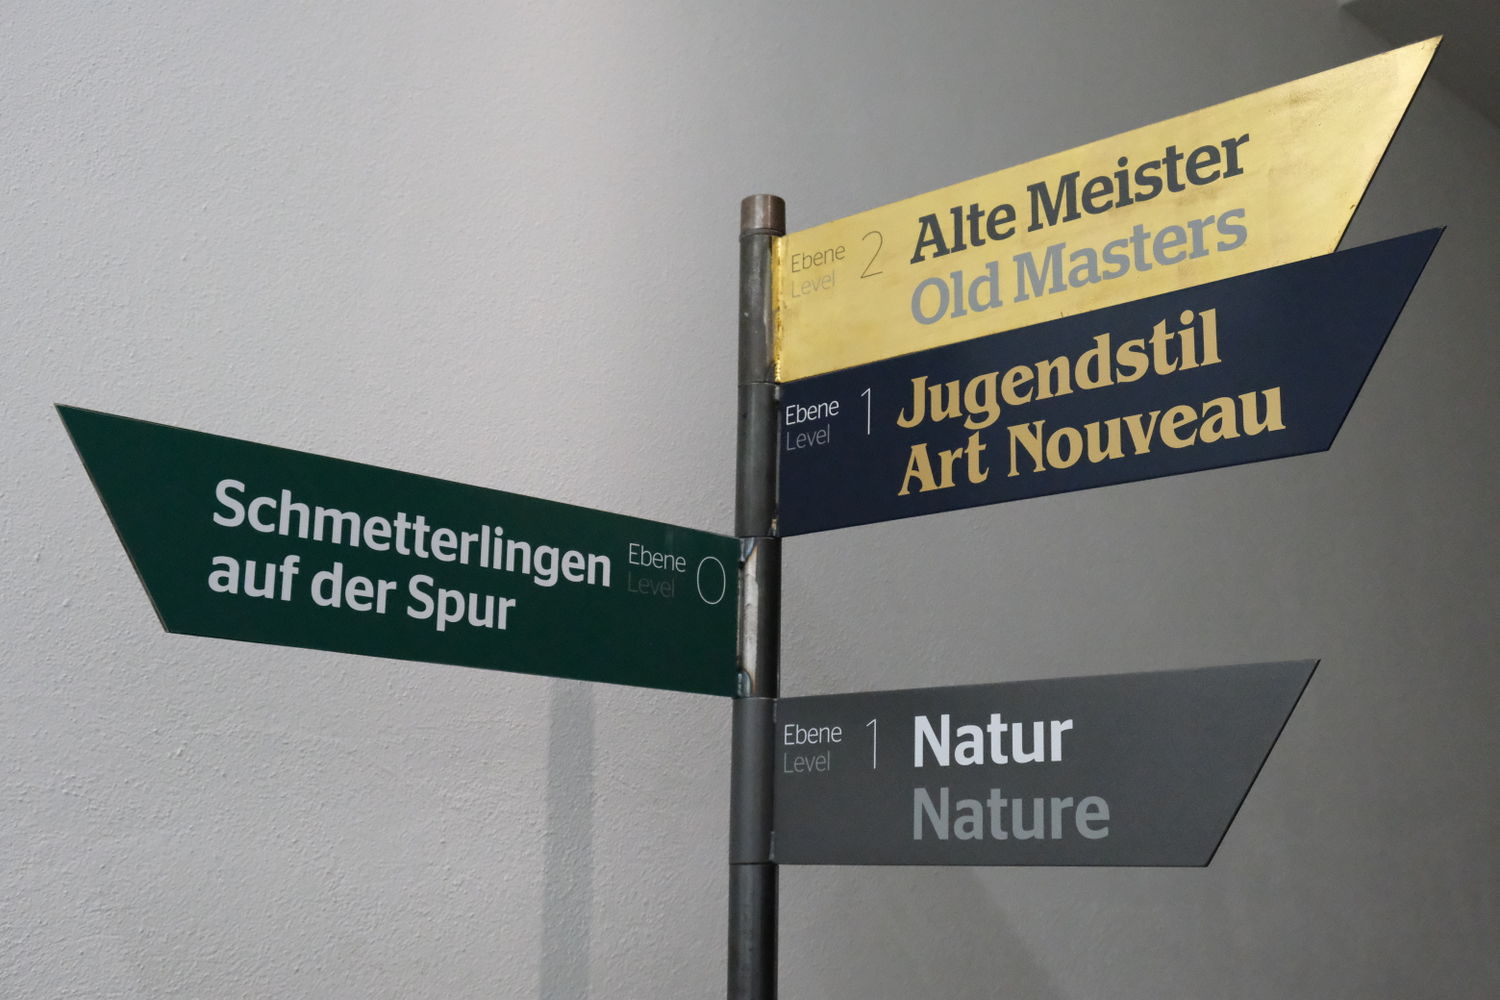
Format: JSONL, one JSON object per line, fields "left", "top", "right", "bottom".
{"left": 778, "top": 229, "right": 1441, "bottom": 536}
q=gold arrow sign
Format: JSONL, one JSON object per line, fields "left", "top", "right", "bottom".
{"left": 776, "top": 39, "right": 1437, "bottom": 382}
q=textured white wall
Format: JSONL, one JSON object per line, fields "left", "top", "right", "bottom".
{"left": 3, "top": 1, "right": 1496, "bottom": 997}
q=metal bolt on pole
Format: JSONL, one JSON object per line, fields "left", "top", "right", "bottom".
{"left": 729, "top": 193, "right": 784, "bottom": 1000}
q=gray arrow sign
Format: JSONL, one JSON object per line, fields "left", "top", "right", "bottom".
{"left": 772, "top": 660, "right": 1316, "bottom": 866}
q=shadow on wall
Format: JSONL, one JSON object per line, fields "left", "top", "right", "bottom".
{"left": 783, "top": 868, "right": 1063, "bottom": 999}
{"left": 535, "top": 678, "right": 1061, "bottom": 998}
{"left": 539, "top": 682, "right": 595, "bottom": 999}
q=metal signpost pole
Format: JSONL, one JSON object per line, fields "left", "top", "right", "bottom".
{"left": 729, "top": 194, "right": 784, "bottom": 1000}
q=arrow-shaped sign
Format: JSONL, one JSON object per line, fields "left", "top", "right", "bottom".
{"left": 776, "top": 39, "right": 1437, "bottom": 380}
{"left": 60, "top": 407, "right": 739, "bottom": 696}
{"left": 772, "top": 660, "right": 1316, "bottom": 866}
{"left": 778, "top": 228, "right": 1440, "bottom": 536}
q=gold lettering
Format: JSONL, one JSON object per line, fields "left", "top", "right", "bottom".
{"left": 1033, "top": 356, "right": 1073, "bottom": 401}
{"left": 962, "top": 373, "right": 1001, "bottom": 429}
{"left": 899, "top": 443, "right": 939, "bottom": 495}
{"left": 1201, "top": 308, "right": 1222, "bottom": 366}
{"left": 1241, "top": 387, "right": 1284, "bottom": 435}
{"left": 1160, "top": 404, "right": 1199, "bottom": 448}
{"left": 1001, "top": 366, "right": 1034, "bottom": 406}
{"left": 1075, "top": 334, "right": 1114, "bottom": 390}
{"left": 937, "top": 445, "right": 964, "bottom": 488}
{"left": 930, "top": 380, "right": 963, "bottom": 423}
{"left": 1008, "top": 421, "right": 1046, "bottom": 476}
{"left": 1045, "top": 426, "right": 1083, "bottom": 469}
{"left": 964, "top": 431, "right": 990, "bottom": 484}
{"left": 1114, "top": 337, "right": 1149, "bottom": 382}
{"left": 896, "top": 376, "right": 928, "bottom": 428}
{"left": 1086, "top": 417, "right": 1125, "bottom": 462}
{"left": 1123, "top": 410, "right": 1162, "bottom": 453}
{"left": 1198, "top": 397, "right": 1239, "bottom": 442}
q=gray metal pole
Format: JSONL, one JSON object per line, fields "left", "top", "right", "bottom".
{"left": 729, "top": 193, "right": 784, "bottom": 1000}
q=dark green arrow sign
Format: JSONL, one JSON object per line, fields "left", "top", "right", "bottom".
{"left": 772, "top": 660, "right": 1316, "bottom": 865}
{"left": 60, "top": 406, "right": 738, "bottom": 696}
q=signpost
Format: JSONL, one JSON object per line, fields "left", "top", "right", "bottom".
{"left": 59, "top": 406, "right": 739, "bottom": 697}
{"left": 779, "top": 228, "right": 1441, "bottom": 535}
{"left": 775, "top": 39, "right": 1436, "bottom": 381}
{"left": 55, "top": 38, "right": 1445, "bottom": 1000}
{"left": 727, "top": 40, "right": 1440, "bottom": 998}
{"left": 772, "top": 661, "right": 1316, "bottom": 866}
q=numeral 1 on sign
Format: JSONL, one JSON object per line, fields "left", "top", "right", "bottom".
{"left": 866, "top": 717, "right": 878, "bottom": 769}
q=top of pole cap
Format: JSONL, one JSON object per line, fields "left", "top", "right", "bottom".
{"left": 741, "top": 194, "right": 785, "bottom": 236}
